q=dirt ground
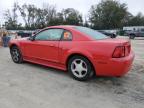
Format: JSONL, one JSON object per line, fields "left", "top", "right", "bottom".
{"left": 0, "top": 36, "right": 144, "bottom": 108}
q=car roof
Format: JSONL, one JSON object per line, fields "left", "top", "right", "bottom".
{"left": 39, "top": 25, "right": 94, "bottom": 40}
{"left": 45, "top": 25, "right": 77, "bottom": 29}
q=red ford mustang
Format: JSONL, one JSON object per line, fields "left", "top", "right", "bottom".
{"left": 9, "top": 26, "right": 135, "bottom": 81}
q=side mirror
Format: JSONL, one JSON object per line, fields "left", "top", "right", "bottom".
{"left": 29, "top": 36, "right": 35, "bottom": 41}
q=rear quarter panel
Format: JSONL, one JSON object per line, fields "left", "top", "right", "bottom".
{"left": 59, "top": 40, "right": 117, "bottom": 66}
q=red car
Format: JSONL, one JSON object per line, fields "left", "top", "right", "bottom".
{"left": 9, "top": 26, "right": 135, "bottom": 81}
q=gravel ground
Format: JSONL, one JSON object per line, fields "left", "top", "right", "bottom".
{"left": 0, "top": 36, "right": 144, "bottom": 108}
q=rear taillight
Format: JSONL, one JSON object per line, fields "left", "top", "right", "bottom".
{"left": 112, "top": 46, "right": 125, "bottom": 58}
{"left": 125, "top": 45, "right": 131, "bottom": 56}
{"left": 112, "top": 45, "right": 131, "bottom": 58}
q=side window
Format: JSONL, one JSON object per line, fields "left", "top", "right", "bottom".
{"left": 35, "top": 29, "right": 64, "bottom": 41}
{"left": 62, "top": 31, "right": 72, "bottom": 41}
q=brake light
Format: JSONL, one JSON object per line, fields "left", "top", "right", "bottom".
{"left": 112, "top": 46, "right": 125, "bottom": 58}
{"left": 125, "top": 45, "right": 131, "bottom": 56}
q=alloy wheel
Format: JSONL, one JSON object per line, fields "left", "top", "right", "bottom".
{"left": 71, "top": 59, "right": 88, "bottom": 78}
{"left": 11, "top": 48, "right": 20, "bottom": 62}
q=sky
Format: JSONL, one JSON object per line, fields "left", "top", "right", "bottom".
{"left": 0, "top": 0, "right": 144, "bottom": 25}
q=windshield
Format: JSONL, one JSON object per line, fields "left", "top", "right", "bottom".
{"left": 74, "top": 26, "right": 108, "bottom": 40}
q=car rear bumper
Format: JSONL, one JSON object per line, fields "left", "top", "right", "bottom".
{"left": 93, "top": 51, "right": 135, "bottom": 77}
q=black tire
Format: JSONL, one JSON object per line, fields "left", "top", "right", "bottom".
{"left": 113, "top": 34, "right": 117, "bottom": 38}
{"left": 10, "top": 46, "right": 23, "bottom": 63}
{"left": 68, "top": 56, "right": 94, "bottom": 81}
{"left": 129, "top": 34, "right": 135, "bottom": 39}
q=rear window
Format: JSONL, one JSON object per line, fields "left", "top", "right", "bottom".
{"left": 74, "top": 26, "right": 108, "bottom": 40}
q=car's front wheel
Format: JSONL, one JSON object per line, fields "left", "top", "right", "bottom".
{"left": 10, "top": 46, "right": 23, "bottom": 63}
{"left": 68, "top": 56, "right": 94, "bottom": 81}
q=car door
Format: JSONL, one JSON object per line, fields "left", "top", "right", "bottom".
{"left": 58, "top": 30, "right": 73, "bottom": 64}
{"left": 23, "top": 28, "right": 64, "bottom": 63}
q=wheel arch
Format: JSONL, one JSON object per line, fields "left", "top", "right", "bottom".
{"left": 9, "top": 43, "right": 23, "bottom": 56}
{"left": 10, "top": 44, "right": 19, "bottom": 49}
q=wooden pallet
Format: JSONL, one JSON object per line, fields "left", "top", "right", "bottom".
{"left": 0, "top": 42, "right": 2, "bottom": 47}
{"left": 0, "top": 37, "right": 2, "bottom": 47}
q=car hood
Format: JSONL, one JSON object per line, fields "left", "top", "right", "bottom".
{"left": 10, "top": 37, "right": 29, "bottom": 44}
{"left": 17, "top": 37, "right": 29, "bottom": 41}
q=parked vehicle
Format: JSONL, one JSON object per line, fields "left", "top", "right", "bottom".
{"left": 32, "top": 29, "right": 41, "bottom": 35}
{"left": 126, "top": 29, "right": 144, "bottom": 39}
{"left": 17, "top": 31, "right": 32, "bottom": 38}
{"left": 98, "top": 30, "right": 117, "bottom": 38}
{"left": 9, "top": 26, "right": 134, "bottom": 81}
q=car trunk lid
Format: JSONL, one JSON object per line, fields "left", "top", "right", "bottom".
{"left": 97, "top": 38, "right": 131, "bottom": 57}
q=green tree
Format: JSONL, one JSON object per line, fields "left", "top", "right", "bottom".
{"left": 89, "top": 0, "right": 129, "bottom": 29}
{"left": 18, "top": 4, "right": 38, "bottom": 29}
{"left": 127, "top": 13, "right": 144, "bottom": 26}
{"left": 61, "top": 8, "right": 83, "bottom": 25}
{"left": 17, "top": 3, "right": 58, "bottom": 29}
{"left": 4, "top": 3, "right": 22, "bottom": 30}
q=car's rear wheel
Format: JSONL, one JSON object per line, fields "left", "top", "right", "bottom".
{"left": 68, "top": 56, "right": 94, "bottom": 81}
{"left": 129, "top": 34, "right": 135, "bottom": 39}
{"left": 110, "top": 34, "right": 115, "bottom": 38}
{"left": 112, "top": 34, "right": 116, "bottom": 38}
{"left": 10, "top": 46, "right": 23, "bottom": 63}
